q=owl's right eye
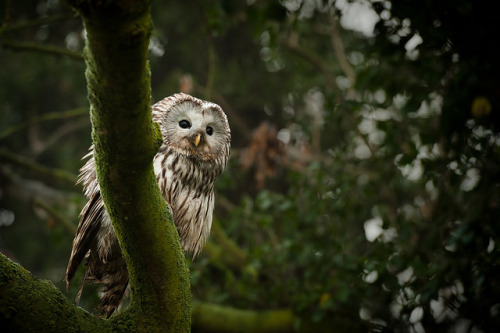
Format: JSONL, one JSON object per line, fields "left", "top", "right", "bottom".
{"left": 179, "top": 120, "right": 191, "bottom": 129}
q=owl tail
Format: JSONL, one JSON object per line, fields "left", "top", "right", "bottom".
{"left": 99, "top": 277, "right": 130, "bottom": 318}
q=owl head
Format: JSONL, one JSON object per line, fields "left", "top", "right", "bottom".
{"left": 153, "top": 93, "right": 231, "bottom": 164}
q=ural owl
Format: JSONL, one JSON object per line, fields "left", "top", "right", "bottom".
{"left": 65, "top": 93, "right": 231, "bottom": 317}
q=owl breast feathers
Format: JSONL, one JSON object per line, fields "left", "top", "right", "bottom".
{"left": 65, "top": 93, "right": 231, "bottom": 317}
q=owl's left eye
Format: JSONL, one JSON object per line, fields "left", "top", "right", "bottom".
{"left": 179, "top": 120, "right": 191, "bottom": 129}
{"left": 206, "top": 126, "right": 213, "bottom": 136}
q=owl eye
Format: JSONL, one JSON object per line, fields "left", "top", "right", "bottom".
{"left": 206, "top": 126, "right": 213, "bottom": 136}
{"left": 179, "top": 120, "right": 191, "bottom": 129}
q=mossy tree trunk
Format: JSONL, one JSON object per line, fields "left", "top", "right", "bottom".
{"left": 66, "top": 0, "right": 192, "bottom": 331}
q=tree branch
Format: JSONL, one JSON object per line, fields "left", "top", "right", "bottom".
{"left": 29, "top": 118, "right": 90, "bottom": 156}
{"left": 192, "top": 301, "right": 294, "bottom": 333}
{"left": 65, "top": 0, "right": 191, "bottom": 331}
{"left": 328, "top": 13, "right": 356, "bottom": 87}
{"left": 0, "top": 253, "right": 110, "bottom": 332}
{"left": 2, "top": 249, "right": 361, "bottom": 332}
{"left": 281, "top": 40, "right": 343, "bottom": 102}
{"left": 194, "top": 85, "right": 252, "bottom": 141}
{"left": 1, "top": 40, "right": 84, "bottom": 60}
{"left": 191, "top": 301, "right": 363, "bottom": 332}
{"left": 33, "top": 199, "right": 77, "bottom": 235}
{"left": 0, "top": 106, "right": 88, "bottom": 141}
{"left": 203, "top": 219, "right": 247, "bottom": 271}
{"left": 5, "top": 14, "right": 75, "bottom": 32}
{"left": 0, "top": 148, "right": 78, "bottom": 186}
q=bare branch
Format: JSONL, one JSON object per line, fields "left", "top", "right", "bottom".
{"left": 0, "top": 148, "right": 78, "bottom": 185}
{"left": 6, "top": 14, "right": 75, "bottom": 32}
{"left": 30, "top": 118, "right": 89, "bottom": 156}
{"left": 33, "top": 199, "right": 77, "bottom": 235}
{"left": 1, "top": 40, "right": 83, "bottom": 60}
{"left": 328, "top": 13, "right": 356, "bottom": 87}
{"left": 0, "top": 107, "right": 88, "bottom": 141}
{"left": 281, "top": 40, "right": 343, "bottom": 102}
{"left": 194, "top": 85, "right": 252, "bottom": 141}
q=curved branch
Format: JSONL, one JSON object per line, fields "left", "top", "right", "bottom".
{"left": 0, "top": 253, "right": 110, "bottom": 332}
{"left": 1, "top": 254, "right": 361, "bottom": 333}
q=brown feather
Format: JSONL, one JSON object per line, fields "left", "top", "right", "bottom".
{"left": 65, "top": 191, "right": 103, "bottom": 290}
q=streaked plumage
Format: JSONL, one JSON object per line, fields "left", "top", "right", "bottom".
{"left": 65, "top": 93, "right": 230, "bottom": 317}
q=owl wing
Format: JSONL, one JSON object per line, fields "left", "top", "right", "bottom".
{"left": 65, "top": 190, "right": 104, "bottom": 291}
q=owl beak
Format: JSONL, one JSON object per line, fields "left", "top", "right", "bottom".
{"left": 194, "top": 133, "right": 202, "bottom": 147}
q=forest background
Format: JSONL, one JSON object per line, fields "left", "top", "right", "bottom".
{"left": 1, "top": 0, "right": 499, "bottom": 332}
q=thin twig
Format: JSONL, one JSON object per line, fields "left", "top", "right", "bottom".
{"left": 328, "top": 13, "right": 356, "bottom": 86}
{"left": 30, "top": 118, "right": 89, "bottom": 156}
{"left": 33, "top": 199, "right": 77, "bottom": 235}
{"left": 0, "top": 106, "right": 88, "bottom": 141}
{"left": 0, "top": 164, "right": 80, "bottom": 201}
{"left": 281, "top": 40, "right": 343, "bottom": 101}
{"left": 194, "top": 84, "right": 252, "bottom": 141}
{"left": 2, "top": 40, "right": 84, "bottom": 60}
{"left": 6, "top": 14, "right": 76, "bottom": 32}
{"left": 0, "top": 148, "right": 78, "bottom": 185}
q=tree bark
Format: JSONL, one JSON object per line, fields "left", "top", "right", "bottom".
{"left": 64, "top": 0, "right": 192, "bottom": 331}
{"left": 0, "top": 253, "right": 110, "bottom": 332}
{"left": 192, "top": 301, "right": 294, "bottom": 333}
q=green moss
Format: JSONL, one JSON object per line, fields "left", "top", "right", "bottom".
{"left": 192, "top": 302, "right": 294, "bottom": 333}
{"left": 152, "top": 121, "right": 163, "bottom": 152}
{"left": 0, "top": 253, "right": 110, "bottom": 332}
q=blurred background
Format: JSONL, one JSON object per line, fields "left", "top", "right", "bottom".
{"left": 1, "top": 0, "right": 499, "bottom": 332}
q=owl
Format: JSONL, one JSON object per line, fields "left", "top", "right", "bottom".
{"left": 65, "top": 93, "right": 231, "bottom": 317}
